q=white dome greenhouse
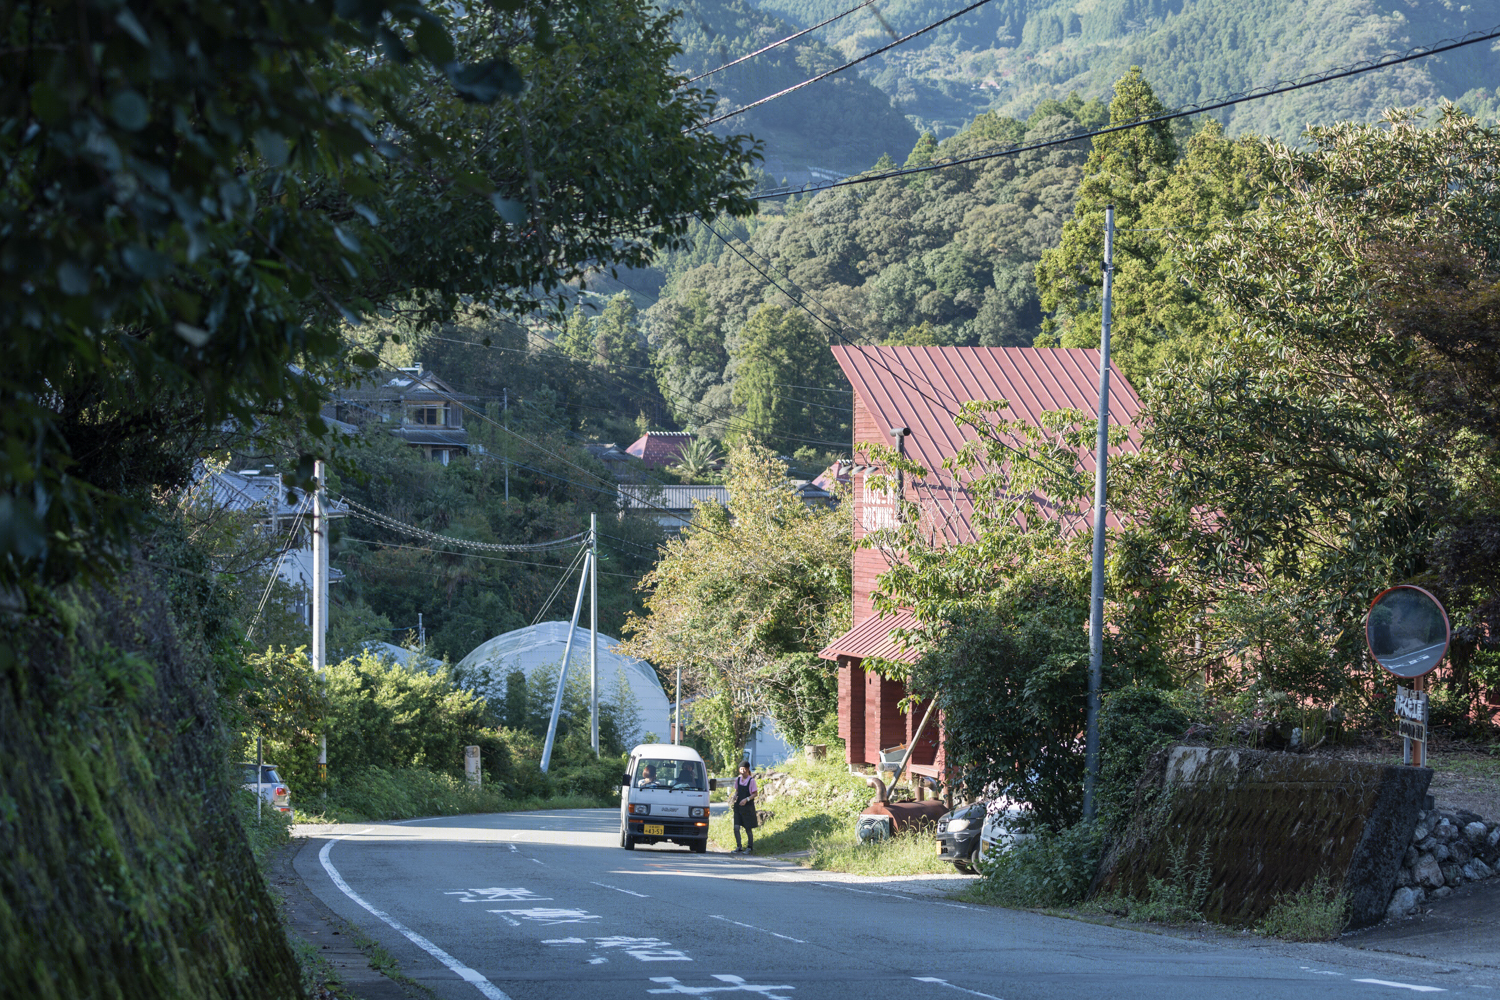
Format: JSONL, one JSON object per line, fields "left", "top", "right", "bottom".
{"left": 455, "top": 622, "right": 671, "bottom": 745}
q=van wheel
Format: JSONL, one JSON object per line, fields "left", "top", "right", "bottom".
{"left": 690, "top": 839, "right": 707, "bottom": 854}
{"left": 621, "top": 825, "right": 635, "bottom": 850}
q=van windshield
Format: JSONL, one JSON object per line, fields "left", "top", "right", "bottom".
{"left": 633, "top": 758, "right": 706, "bottom": 791}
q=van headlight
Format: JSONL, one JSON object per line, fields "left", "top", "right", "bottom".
{"left": 946, "top": 818, "right": 972, "bottom": 832}
{"left": 691, "top": 807, "right": 707, "bottom": 817}
{"left": 629, "top": 804, "right": 650, "bottom": 815}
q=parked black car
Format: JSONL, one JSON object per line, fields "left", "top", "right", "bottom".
{"left": 934, "top": 800, "right": 987, "bottom": 872}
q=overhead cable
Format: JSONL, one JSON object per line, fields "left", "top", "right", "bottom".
{"left": 341, "top": 496, "right": 586, "bottom": 551}
{"left": 684, "top": 0, "right": 884, "bottom": 84}
{"left": 688, "top": 0, "right": 1000, "bottom": 132}
{"left": 750, "top": 22, "right": 1500, "bottom": 200}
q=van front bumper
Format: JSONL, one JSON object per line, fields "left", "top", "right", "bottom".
{"left": 628, "top": 817, "right": 710, "bottom": 841}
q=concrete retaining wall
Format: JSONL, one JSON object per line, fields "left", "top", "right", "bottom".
{"left": 1092, "top": 746, "right": 1432, "bottom": 928}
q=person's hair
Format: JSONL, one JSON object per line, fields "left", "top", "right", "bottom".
{"left": 738, "top": 761, "right": 750, "bottom": 771}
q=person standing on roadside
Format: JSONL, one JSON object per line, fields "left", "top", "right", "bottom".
{"left": 730, "top": 761, "right": 758, "bottom": 854}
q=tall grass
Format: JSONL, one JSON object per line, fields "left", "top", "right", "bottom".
{"left": 293, "top": 766, "right": 616, "bottom": 823}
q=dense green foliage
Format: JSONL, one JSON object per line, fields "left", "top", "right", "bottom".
{"left": 1, "top": 572, "right": 302, "bottom": 999}
{"left": 1, "top": 0, "right": 757, "bottom": 590}
{"left": 622, "top": 448, "right": 850, "bottom": 767}
{"left": 966, "top": 820, "right": 1106, "bottom": 907}
{"left": 647, "top": 104, "right": 1098, "bottom": 451}
{"left": 1094, "top": 687, "right": 1189, "bottom": 835}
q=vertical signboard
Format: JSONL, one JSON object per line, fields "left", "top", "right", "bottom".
{"left": 465, "top": 745, "right": 481, "bottom": 786}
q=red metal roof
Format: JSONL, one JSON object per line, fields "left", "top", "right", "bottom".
{"left": 625, "top": 431, "right": 692, "bottom": 468}
{"left": 832, "top": 346, "right": 1141, "bottom": 543}
{"left": 819, "top": 610, "right": 922, "bottom": 663}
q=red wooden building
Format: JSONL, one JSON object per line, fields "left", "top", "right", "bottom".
{"left": 818, "top": 346, "right": 1142, "bottom": 791}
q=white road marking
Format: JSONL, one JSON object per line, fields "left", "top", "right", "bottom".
{"left": 709, "top": 914, "right": 807, "bottom": 943}
{"left": 1300, "top": 968, "right": 1343, "bottom": 976}
{"left": 543, "top": 935, "right": 692, "bottom": 962}
{"left": 1354, "top": 980, "right": 1446, "bottom": 993}
{"left": 914, "top": 977, "right": 1006, "bottom": 1000}
{"left": 590, "top": 957, "right": 608, "bottom": 964}
{"left": 493, "top": 913, "right": 521, "bottom": 927}
{"left": 317, "top": 834, "right": 513, "bottom": 1000}
{"left": 532, "top": 858, "right": 546, "bottom": 865}
{"left": 816, "top": 882, "right": 912, "bottom": 900}
{"left": 648, "top": 974, "right": 795, "bottom": 997}
{"left": 446, "top": 888, "right": 551, "bottom": 903}
{"left": 592, "top": 881, "right": 652, "bottom": 898}
{"left": 489, "top": 907, "right": 602, "bottom": 926}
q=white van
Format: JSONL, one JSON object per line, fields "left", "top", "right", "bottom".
{"left": 620, "top": 744, "right": 716, "bottom": 852}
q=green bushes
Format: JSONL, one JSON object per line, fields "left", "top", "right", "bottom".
{"left": 964, "top": 821, "right": 1106, "bottom": 908}
{"left": 1096, "top": 686, "right": 1189, "bottom": 835}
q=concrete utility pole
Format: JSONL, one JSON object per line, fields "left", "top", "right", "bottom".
{"left": 590, "top": 512, "right": 599, "bottom": 757}
{"left": 540, "top": 543, "right": 590, "bottom": 773}
{"left": 312, "top": 459, "right": 329, "bottom": 794}
{"left": 1083, "top": 205, "right": 1114, "bottom": 824}
{"left": 502, "top": 387, "right": 509, "bottom": 503}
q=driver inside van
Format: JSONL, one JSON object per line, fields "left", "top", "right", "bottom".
{"left": 637, "top": 764, "right": 657, "bottom": 787}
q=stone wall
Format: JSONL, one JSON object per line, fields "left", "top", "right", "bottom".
{"left": 1384, "top": 806, "right": 1500, "bottom": 920}
{"left": 1092, "top": 745, "right": 1432, "bottom": 929}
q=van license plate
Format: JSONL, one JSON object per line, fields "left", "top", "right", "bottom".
{"left": 645, "top": 824, "right": 664, "bottom": 836}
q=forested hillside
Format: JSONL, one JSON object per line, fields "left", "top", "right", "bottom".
{"left": 672, "top": 0, "right": 918, "bottom": 176}
{"left": 734, "top": 0, "right": 1500, "bottom": 140}
{"left": 642, "top": 101, "right": 1098, "bottom": 439}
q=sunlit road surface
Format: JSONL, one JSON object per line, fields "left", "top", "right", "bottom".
{"left": 294, "top": 808, "right": 1496, "bottom": 1000}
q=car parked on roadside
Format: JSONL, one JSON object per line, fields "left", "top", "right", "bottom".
{"left": 935, "top": 800, "right": 1031, "bottom": 872}
{"left": 241, "top": 763, "right": 292, "bottom": 814}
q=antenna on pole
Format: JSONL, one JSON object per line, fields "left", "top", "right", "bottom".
{"left": 1083, "top": 205, "right": 1114, "bottom": 823}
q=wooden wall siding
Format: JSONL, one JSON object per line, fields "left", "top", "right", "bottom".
{"left": 837, "top": 658, "right": 866, "bottom": 767}
{"left": 905, "top": 698, "right": 940, "bottom": 768}
{"left": 863, "top": 671, "right": 909, "bottom": 765}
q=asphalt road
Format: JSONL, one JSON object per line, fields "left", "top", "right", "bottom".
{"left": 294, "top": 808, "right": 1500, "bottom": 1000}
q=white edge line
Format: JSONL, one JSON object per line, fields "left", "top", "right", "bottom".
{"left": 591, "top": 881, "right": 651, "bottom": 898}
{"left": 1353, "top": 980, "right": 1446, "bottom": 993}
{"left": 709, "top": 914, "right": 807, "bottom": 944}
{"left": 914, "top": 976, "right": 1007, "bottom": 1000}
{"left": 318, "top": 832, "right": 513, "bottom": 1000}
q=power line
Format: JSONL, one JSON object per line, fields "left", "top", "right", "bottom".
{"left": 750, "top": 22, "right": 1500, "bottom": 201}
{"left": 684, "top": 0, "right": 884, "bottom": 84}
{"left": 346, "top": 537, "right": 639, "bottom": 579}
{"left": 689, "top": 0, "right": 1001, "bottom": 132}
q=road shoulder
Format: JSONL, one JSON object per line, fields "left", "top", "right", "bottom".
{"left": 270, "top": 836, "right": 431, "bottom": 1000}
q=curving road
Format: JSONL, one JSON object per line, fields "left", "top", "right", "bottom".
{"left": 294, "top": 808, "right": 1498, "bottom": 1000}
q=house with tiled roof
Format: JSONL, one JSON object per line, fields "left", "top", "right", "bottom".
{"left": 817, "top": 346, "right": 1142, "bottom": 790}
{"left": 625, "top": 430, "right": 692, "bottom": 469}
{"left": 332, "top": 363, "right": 476, "bottom": 465}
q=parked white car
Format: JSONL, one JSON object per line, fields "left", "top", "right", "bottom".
{"left": 973, "top": 802, "right": 1032, "bottom": 868}
{"left": 241, "top": 763, "right": 292, "bottom": 815}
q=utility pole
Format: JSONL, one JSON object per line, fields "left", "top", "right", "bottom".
{"left": 1083, "top": 205, "right": 1114, "bottom": 823}
{"left": 675, "top": 667, "right": 682, "bottom": 745}
{"left": 540, "top": 543, "right": 591, "bottom": 773}
{"left": 312, "top": 459, "right": 329, "bottom": 796}
{"left": 503, "top": 387, "right": 509, "bottom": 503}
{"left": 417, "top": 612, "right": 425, "bottom": 649}
{"left": 589, "top": 513, "right": 599, "bottom": 757}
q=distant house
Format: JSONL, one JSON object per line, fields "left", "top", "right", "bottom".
{"left": 193, "top": 465, "right": 349, "bottom": 625}
{"left": 332, "top": 363, "right": 476, "bottom": 465}
{"left": 625, "top": 430, "right": 692, "bottom": 469}
{"left": 583, "top": 442, "right": 634, "bottom": 481}
{"left": 618, "top": 484, "right": 730, "bottom": 533}
{"left": 818, "top": 346, "right": 1142, "bottom": 789}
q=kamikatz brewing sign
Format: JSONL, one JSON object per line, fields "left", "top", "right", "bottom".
{"left": 1394, "top": 687, "right": 1428, "bottom": 744}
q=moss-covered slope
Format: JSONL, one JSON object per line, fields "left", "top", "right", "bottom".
{"left": 0, "top": 567, "right": 303, "bottom": 1000}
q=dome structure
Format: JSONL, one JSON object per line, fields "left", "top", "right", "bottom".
{"left": 455, "top": 622, "right": 671, "bottom": 744}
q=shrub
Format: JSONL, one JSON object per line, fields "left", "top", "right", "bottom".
{"left": 965, "top": 820, "right": 1105, "bottom": 908}
{"left": 1258, "top": 873, "right": 1347, "bottom": 941}
{"left": 1096, "top": 686, "right": 1189, "bottom": 835}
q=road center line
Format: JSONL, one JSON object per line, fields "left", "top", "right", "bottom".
{"left": 318, "top": 833, "right": 513, "bottom": 1000}
{"left": 914, "top": 976, "right": 1006, "bottom": 999}
{"left": 591, "top": 881, "right": 651, "bottom": 898}
{"left": 709, "top": 914, "right": 808, "bottom": 943}
{"left": 816, "top": 882, "right": 912, "bottom": 900}
{"left": 1353, "top": 980, "right": 1446, "bottom": 993}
